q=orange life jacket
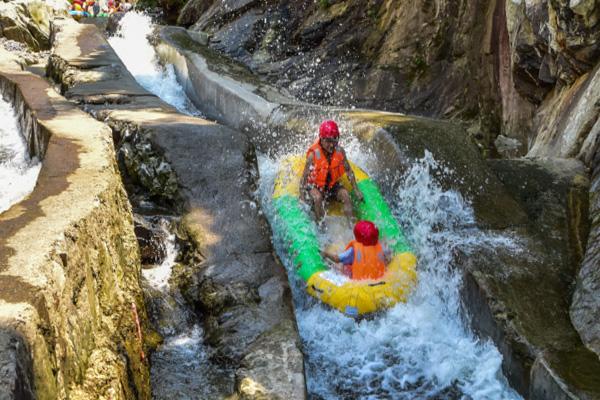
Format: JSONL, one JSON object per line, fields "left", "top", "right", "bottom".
{"left": 345, "top": 240, "right": 386, "bottom": 280}
{"left": 306, "top": 140, "right": 345, "bottom": 189}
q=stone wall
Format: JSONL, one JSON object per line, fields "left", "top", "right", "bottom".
{"left": 0, "top": 68, "right": 151, "bottom": 399}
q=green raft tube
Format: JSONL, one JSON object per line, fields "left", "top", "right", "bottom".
{"left": 272, "top": 155, "right": 417, "bottom": 317}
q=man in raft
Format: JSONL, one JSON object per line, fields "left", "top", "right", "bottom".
{"left": 300, "top": 120, "right": 363, "bottom": 225}
{"left": 322, "top": 220, "right": 387, "bottom": 280}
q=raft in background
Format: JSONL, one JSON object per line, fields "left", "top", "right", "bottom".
{"left": 272, "top": 155, "right": 417, "bottom": 317}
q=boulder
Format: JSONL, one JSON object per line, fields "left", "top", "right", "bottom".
{"left": 0, "top": 0, "right": 55, "bottom": 51}
{"left": 133, "top": 215, "right": 168, "bottom": 265}
{"left": 571, "top": 148, "right": 600, "bottom": 358}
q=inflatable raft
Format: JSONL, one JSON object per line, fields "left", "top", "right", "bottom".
{"left": 272, "top": 155, "right": 417, "bottom": 317}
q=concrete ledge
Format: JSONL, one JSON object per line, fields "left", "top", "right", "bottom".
{"left": 0, "top": 68, "right": 151, "bottom": 399}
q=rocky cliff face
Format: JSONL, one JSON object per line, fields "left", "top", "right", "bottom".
{"left": 177, "top": 0, "right": 600, "bottom": 363}
{"left": 0, "top": 0, "right": 62, "bottom": 51}
{"left": 178, "top": 0, "right": 599, "bottom": 158}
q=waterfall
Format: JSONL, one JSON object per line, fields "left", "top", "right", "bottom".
{"left": 0, "top": 97, "right": 41, "bottom": 214}
{"left": 141, "top": 218, "right": 232, "bottom": 399}
{"left": 108, "top": 12, "right": 201, "bottom": 116}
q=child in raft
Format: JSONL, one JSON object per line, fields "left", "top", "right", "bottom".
{"left": 321, "top": 220, "right": 389, "bottom": 280}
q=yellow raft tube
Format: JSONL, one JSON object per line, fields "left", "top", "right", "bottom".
{"left": 272, "top": 155, "right": 417, "bottom": 317}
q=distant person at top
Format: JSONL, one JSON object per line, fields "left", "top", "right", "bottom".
{"left": 300, "top": 120, "right": 363, "bottom": 224}
{"left": 120, "top": 0, "right": 133, "bottom": 12}
{"left": 85, "top": 0, "right": 100, "bottom": 16}
{"left": 322, "top": 220, "right": 388, "bottom": 280}
{"left": 70, "top": 0, "right": 84, "bottom": 12}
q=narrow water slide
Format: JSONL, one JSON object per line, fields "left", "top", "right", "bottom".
{"left": 112, "top": 14, "right": 521, "bottom": 399}
{"left": 259, "top": 150, "right": 521, "bottom": 399}
{"left": 154, "top": 19, "right": 600, "bottom": 400}
{"left": 108, "top": 12, "right": 201, "bottom": 116}
{"left": 43, "top": 10, "right": 600, "bottom": 400}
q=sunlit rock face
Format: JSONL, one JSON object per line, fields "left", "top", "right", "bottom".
{"left": 0, "top": 0, "right": 65, "bottom": 51}
{"left": 571, "top": 150, "right": 600, "bottom": 359}
{"left": 178, "top": 0, "right": 599, "bottom": 157}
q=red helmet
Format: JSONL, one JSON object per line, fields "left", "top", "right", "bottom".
{"left": 353, "top": 220, "right": 379, "bottom": 246}
{"left": 319, "top": 120, "right": 340, "bottom": 139}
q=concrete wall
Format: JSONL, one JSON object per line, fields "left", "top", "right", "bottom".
{"left": 0, "top": 68, "right": 151, "bottom": 399}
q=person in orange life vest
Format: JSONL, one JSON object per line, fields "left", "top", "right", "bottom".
{"left": 71, "top": 0, "right": 84, "bottom": 11}
{"left": 300, "top": 120, "right": 363, "bottom": 223}
{"left": 322, "top": 220, "right": 388, "bottom": 280}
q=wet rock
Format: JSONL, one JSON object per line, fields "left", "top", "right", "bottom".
{"left": 133, "top": 215, "right": 168, "bottom": 265}
{"left": 106, "top": 12, "right": 126, "bottom": 35}
{"left": 177, "top": 0, "right": 216, "bottom": 28}
{"left": 571, "top": 151, "right": 600, "bottom": 358}
{"left": 494, "top": 135, "right": 522, "bottom": 158}
{"left": 203, "top": 276, "right": 294, "bottom": 365}
{"left": 460, "top": 157, "right": 599, "bottom": 399}
{"left": 0, "top": 329, "right": 34, "bottom": 400}
{"left": 119, "top": 134, "right": 179, "bottom": 203}
{"left": 236, "top": 320, "right": 305, "bottom": 400}
{"left": 197, "top": 279, "right": 260, "bottom": 316}
{"left": 488, "top": 157, "right": 590, "bottom": 272}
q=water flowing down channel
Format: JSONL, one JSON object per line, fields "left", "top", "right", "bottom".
{"left": 141, "top": 218, "right": 232, "bottom": 399}
{"left": 0, "top": 97, "right": 41, "bottom": 214}
{"left": 109, "top": 12, "right": 201, "bottom": 116}
{"left": 258, "top": 143, "right": 523, "bottom": 399}
{"left": 108, "top": 12, "right": 522, "bottom": 398}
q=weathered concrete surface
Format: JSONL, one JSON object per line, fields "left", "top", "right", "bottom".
{"left": 157, "top": 26, "right": 304, "bottom": 135}
{"left": 156, "top": 28, "right": 600, "bottom": 398}
{"left": 0, "top": 67, "right": 151, "bottom": 398}
{"left": 49, "top": 18, "right": 305, "bottom": 400}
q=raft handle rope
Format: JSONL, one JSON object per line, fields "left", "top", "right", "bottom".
{"left": 311, "top": 285, "right": 324, "bottom": 294}
{"left": 368, "top": 281, "right": 386, "bottom": 287}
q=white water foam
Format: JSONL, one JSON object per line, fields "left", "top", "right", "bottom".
{"left": 257, "top": 142, "right": 522, "bottom": 399}
{"left": 0, "top": 97, "right": 41, "bottom": 214}
{"left": 142, "top": 220, "right": 178, "bottom": 290}
{"left": 108, "top": 12, "right": 201, "bottom": 116}
{"left": 141, "top": 218, "right": 231, "bottom": 399}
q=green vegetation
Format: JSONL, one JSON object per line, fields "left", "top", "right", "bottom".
{"left": 411, "top": 55, "right": 427, "bottom": 71}
{"left": 367, "top": 5, "right": 378, "bottom": 20}
{"left": 319, "top": 0, "right": 331, "bottom": 9}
